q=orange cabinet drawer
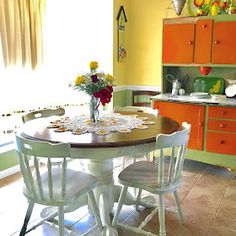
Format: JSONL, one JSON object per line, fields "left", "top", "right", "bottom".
{"left": 208, "top": 106, "right": 236, "bottom": 119}
{"left": 208, "top": 119, "right": 236, "bottom": 133}
{"left": 206, "top": 131, "right": 236, "bottom": 155}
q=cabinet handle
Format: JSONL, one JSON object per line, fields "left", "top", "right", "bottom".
{"left": 188, "top": 41, "right": 193, "bottom": 45}
{"left": 221, "top": 111, "right": 226, "bottom": 115}
{"left": 202, "top": 24, "right": 207, "bottom": 29}
{"left": 219, "top": 124, "right": 225, "bottom": 128}
{"left": 199, "top": 122, "right": 204, "bottom": 126}
{"left": 220, "top": 140, "right": 225, "bottom": 144}
{"left": 214, "top": 40, "right": 220, "bottom": 45}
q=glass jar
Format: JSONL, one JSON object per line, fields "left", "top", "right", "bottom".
{"left": 194, "top": 79, "right": 201, "bottom": 92}
{"left": 200, "top": 81, "right": 206, "bottom": 92}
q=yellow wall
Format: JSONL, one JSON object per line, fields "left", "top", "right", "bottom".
{"left": 113, "top": 0, "right": 129, "bottom": 85}
{"left": 113, "top": 0, "right": 188, "bottom": 87}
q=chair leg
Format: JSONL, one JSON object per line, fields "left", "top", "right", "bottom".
{"left": 157, "top": 194, "right": 166, "bottom": 236}
{"left": 173, "top": 190, "right": 184, "bottom": 224}
{"left": 122, "top": 157, "right": 126, "bottom": 169}
{"left": 135, "top": 188, "right": 142, "bottom": 210}
{"left": 87, "top": 191, "right": 103, "bottom": 231}
{"left": 58, "top": 206, "right": 65, "bottom": 236}
{"left": 20, "top": 201, "right": 34, "bottom": 236}
{"left": 145, "top": 152, "right": 150, "bottom": 161}
{"left": 112, "top": 185, "right": 128, "bottom": 227}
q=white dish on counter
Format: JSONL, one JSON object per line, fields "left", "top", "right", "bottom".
{"left": 190, "top": 92, "right": 211, "bottom": 99}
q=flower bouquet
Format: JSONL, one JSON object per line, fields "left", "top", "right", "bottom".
{"left": 194, "top": 0, "right": 232, "bottom": 16}
{"left": 72, "top": 61, "right": 115, "bottom": 122}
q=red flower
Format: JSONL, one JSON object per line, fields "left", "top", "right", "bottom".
{"left": 222, "top": 2, "right": 228, "bottom": 10}
{"left": 93, "top": 86, "right": 113, "bottom": 106}
{"left": 106, "top": 85, "right": 113, "bottom": 92}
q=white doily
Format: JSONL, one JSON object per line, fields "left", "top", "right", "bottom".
{"left": 48, "top": 112, "right": 150, "bottom": 135}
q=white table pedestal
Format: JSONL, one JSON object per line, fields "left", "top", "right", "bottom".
{"left": 87, "top": 159, "right": 118, "bottom": 236}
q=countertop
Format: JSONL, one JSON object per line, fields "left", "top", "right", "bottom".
{"left": 151, "top": 94, "right": 236, "bottom": 107}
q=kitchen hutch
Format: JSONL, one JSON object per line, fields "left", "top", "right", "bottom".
{"left": 154, "top": 14, "right": 236, "bottom": 171}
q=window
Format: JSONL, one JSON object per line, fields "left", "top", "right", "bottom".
{"left": 0, "top": 0, "right": 113, "bottom": 146}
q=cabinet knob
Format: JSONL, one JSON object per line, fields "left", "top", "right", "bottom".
{"left": 188, "top": 41, "right": 193, "bottom": 45}
{"left": 220, "top": 140, "right": 225, "bottom": 144}
{"left": 221, "top": 111, "right": 226, "bottom": 115}
{"left": 214, "top": 40, "right": 220, "bottom": 45}
{"left": 202, "top": 24, "right": 207, "bottom": 29}
{"left": 219, "top": 124, "right": 225, "bottom": 128}
{"left": 199, "top": 122, "right": 204, "bottom": 127}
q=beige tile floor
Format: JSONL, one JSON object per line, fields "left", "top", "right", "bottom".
{"left": 0, "top": 158, "right": 236, "bottom": 236}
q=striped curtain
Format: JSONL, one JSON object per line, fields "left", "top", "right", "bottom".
{"left": 0, "top": 0, "right": 46, "bottom": 69}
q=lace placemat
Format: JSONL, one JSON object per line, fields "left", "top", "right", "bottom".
{"left": 47, "top": 112, "right": 155, "bottom": 135}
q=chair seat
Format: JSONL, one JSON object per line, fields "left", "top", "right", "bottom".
{"left": 118, "top": 161, "right": 181, "bottom": 193}
{"left": 24, "top": 168, "right": 98, "bottom": 202}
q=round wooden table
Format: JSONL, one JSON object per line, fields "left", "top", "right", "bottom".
{"left": 20, "top": 112, "right": 179, "bottom": 235}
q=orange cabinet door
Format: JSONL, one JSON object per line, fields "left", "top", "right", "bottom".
{"left": 212, "top": 21, "right": 236, "bottom": 64}
{"left": 194, "top": 19, "right": 213, "bottom": 64}
{"left": 154, "top": 101, "right": 205, "bottom": 150}
{"left": 162, "top": 23, "right": 195, "bottom": 64}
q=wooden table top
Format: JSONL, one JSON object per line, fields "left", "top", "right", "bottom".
{"left": 20, "top": 112, "right": 180, "bottom": 148}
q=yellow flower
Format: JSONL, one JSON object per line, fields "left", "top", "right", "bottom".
{"left": 211, "top": 4, "right": 218, "bottom": 16}
{"left": 75, "top": 76, "right": 84, "bottom": 85}
{"left": 197, "top": 9, "right": 203, "bottom": 15}
{"left": 89, "top": 61, "right": 98, "bottom": 71}
{"left": 106, "top": 73, "right": 114, "bottom": 81}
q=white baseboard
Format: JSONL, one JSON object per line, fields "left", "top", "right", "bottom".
{"left": 0, "top": 165, "right": 20, "bottom": 179}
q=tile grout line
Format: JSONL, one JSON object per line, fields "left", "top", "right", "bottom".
{"left": 211, "top": 177, "right": 231, "bottom": 227}
{"left": 179, "top": 165, "right": 208, "bottom": 205}
{"left": 119, "top": 207, "right": 137, "bottom": 225}
{"left": 204, "top": 167, "right": 234, "bottom": 235}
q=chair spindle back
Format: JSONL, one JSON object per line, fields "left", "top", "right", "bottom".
{"left": 22, "top": 108, "right": 65, "bottom": 123}
{"left": 156, "top": 122, "right": 191, "bottom": 188}
{"left": 114, "top": 106, "right": 158, "bottom": 115}
{"left": 15, "top": 134, "right": 71, "bottom": 202}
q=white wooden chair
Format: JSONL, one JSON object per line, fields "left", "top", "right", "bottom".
{"left": 22, "top": 107, "right": 65, "bottom": 123}
{"left": 114, "top": 106, "right": 159, "bottom": 168}
{"left": 15, "top": 134, "right": 103, "bottom": 236}
{"left": 114, "top": 105, "right": 158, "bottom": 115}
{"left": 22, "top": 107, "right": 69, "bottom": 167}
{"left": 112, "top": 122, "right": 191, "bottom": 236}
{"left": 132, "top": 90, "right": 159, "bottom": 107}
